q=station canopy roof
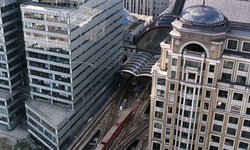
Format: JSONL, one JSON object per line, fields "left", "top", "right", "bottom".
{"left": 119, "top": 52, "right": 160, "bottom": 77}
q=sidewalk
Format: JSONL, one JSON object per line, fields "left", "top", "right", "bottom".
{"left": 0, "top": 119, "right": 28, "bottom": 145}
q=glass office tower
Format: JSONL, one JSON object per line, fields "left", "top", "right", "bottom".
{"left": 21, "top": 0, "right": 123, "bottom": 149}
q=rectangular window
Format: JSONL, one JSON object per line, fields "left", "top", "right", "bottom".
{"left": 180, "top": 142, "right": 187, "bottom": 149}
{"left": 202, "top": 114, "right": 208, "bottom": 122}
{"left": 209, "top": 65, "right": 215, "bottom": 72}
{"left": 241, "top": 131, "right": 250, "bottom": 139}
{"left": 233, "top": 93, "right": 243, "bottom": 101}
{"left": 165, "top": 139, "right": 170, "bottom": 145}
{"left": 186, "top": 60, "right": 201, "bottom": 69}
{"left": 156, "top": 89, "right": 165, "bottom": 97}
{"left": 211, "top": 135, "right": 220, "bottom": 143}
{"left": 239, "top": 63, "right": 249, "bottom": 72}
{"left": 204, "top": 103, "right": 209, "bottom": 110}
{"left": 167, "top": 118, "right": 171, "bottom": 125}
{"left": 172, "top": 58, "right": 177, "bottom": 66}
{"left": 199, "top": 136, "right": 204, "bottom": 143}
{"left": 168, "top": 95, "right": 174, "bottom": 103}
{"left": 223, "top": 60, "right": 234, "bottom": 69}
{"left": 208, "top": 78, "right": 213, "bottom": 85}
{"left": 153, "top": 142, "right": 161, "bottom": 150}
{"left": 184, "top": 110, "right": 191, "bottom": 117}
{"left": 216, "top": 101, "right": 226, "bottom": 110}
{"left": 186, "top": 87, "right": 193, "bottom": 94}
{"left": 225, "top": 138, "right": 234, "bottom": 146}
{"left": 218, "top": 90, "right": 228, "bottom": 98}
{"left": 156, "top": 101, "right": 164, "bottom": 108}
{"left": 227, "top": 39, "right": 238, "bottom": 50}
{"left": 242, "top": 41, "right": 250, "bottom": 52}
{"left": 188, "top": 73, "right": 195, "bottom": 80}
{"left": 157, "top": 78, "right": 165, "bottom": 85}
{"left": 166, "top": 128, "right": 170, "bottom": 135}
{"left": 236, "top": 76, "right": 246, "bottom": 85}
{"left": 154, "top": 122, "right": 162, "bottom": 129}
{"left": 227, "top": 127, "right": 236, "bottom": 136}
{"left": 243, "top": 120, "right": 250, "bottom": 127}
{"left": 205, "top": 90, "right": 211, "bottom": 98}
{"left": 169, "top": 83, "right": 175, "bottom": 91}
{"left": 155, "top": 111, "right": 163, "bottom": 119}
{"left": 222, "top": 73, "right": 231, "bottom": 82}
{"left": 171, "top": 71, "right": 176, "bottom": 79}
{"left": 213, "top": 124, "right": 222, "bottom": 132}
{"left": 245, "top": 108, "right": 250, "bottom": 115}
{"left": 214, "top": 113, "right": 224, "bottom": 121}
{"left": 182, "top": 121, "right": 189, "bottom": 128}
{"left": 200, "top": 125, "right": 206, "bottom": 132}
{"left": 239, "top": 142, "right": 248, "bottom": 150}
{"left": 229, "top": 116, "right": 238, "bottom": 124}
{"left": 167, "top": 107, "right": 172, "bottom": 114}
{"left": 153, "top": 132, "right": 161, "bottom": 139}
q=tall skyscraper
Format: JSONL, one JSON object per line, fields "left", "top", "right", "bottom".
{"left": 149, "top": 0, "right": 250, "bottom": 150}
{"left": 0, "top": 0, "right": 26, "bottom": 131}
{"left": 21, "top": 0, "right": 123, "bottom": 149}
{"left": 123, "top": 0, "right": 169, "bottom": 18}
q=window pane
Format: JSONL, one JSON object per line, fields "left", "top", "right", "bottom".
{"left": 229, "top": 117, "right": 238, "bottom": 124}
{"left": 243, "top": 120, "right": 250, "bottom": 127}
{"left": 218, "top": 90, "right": 228, "bottom": 98}
{"left": 239, "top": 142, "right": 248, "bottom": 149}
{"left": 156, "top": 101, "right": 164, "bottom": 108}
{"left": 222, "top": 73, "right": 231, "bottom": 82}
{"left": 242, "top": 42, "right": 250, "bottom": 52}
{"left": 157, "top": 78, "right": 165, "bottom": 85}
{"left": 241, "top": 131, "right": 250, "bottom": 139}
{"left": 172, "top": 58, "right": 177, "bottom": 66}
{"left": 236, "top": 76, "right": 246, "bottom": 84}
{"left": 227, "top": 39, "right": 238, "bottom": 50}
{"left": 213, "top": 124, "right": 222, "bottom": 132}
{"left": 227, "top": 127, "right": 236, "bottom": 136}
{"left": 223, "top": 61, "right": 233, "bottom": 69}
{"left": 214, "top": 113, "right": 224, "bottom": 121}
{"left": 239, "top": 63, "right": 248, "bottom": 72}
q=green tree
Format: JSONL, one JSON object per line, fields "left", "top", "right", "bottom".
{"left": 13, "top": 139, "right": 32, "bottom": 150}
{"left": 0, "top": 137, "right": 12, "bottom": 150}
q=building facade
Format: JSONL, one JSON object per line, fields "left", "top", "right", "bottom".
{"left": 123, "top": 0, "right": 169, "bottom": 19}
{"left": 0, "top": 0, "right": 26, "bottom": 131}
{"left": 149, "top": 3, "right": 250, "bottom": 150}
{"left": 21, "top": 0, "right": 123, "bottom": 149}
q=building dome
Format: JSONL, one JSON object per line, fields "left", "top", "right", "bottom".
{"left": 180, "top": 5, "right": 226, "bottom": 26}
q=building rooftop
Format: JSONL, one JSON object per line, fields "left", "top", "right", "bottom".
{"left": 180, "top": 5, "right": 226, "bottom": 26}
{"left": 27, "top": 99, "right": 74, "bottom": 128}
{"left": 184, "top": 0, "right": 250, "bottom": 24}
{"left": 119, "top": 52, "right": 160, "bottom": 77}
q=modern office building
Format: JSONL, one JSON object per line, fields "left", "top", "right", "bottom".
{"left": 123, "top": 0, "right": 169, "bottom": 19}
{"left": 0, "top": 0, "right": 26, "bottom": 131}
{"left": 149, "top": 0, "right": 250, "bottom": 150}
{"left": 21, "top": 0, "right": 123, "bottom": 149}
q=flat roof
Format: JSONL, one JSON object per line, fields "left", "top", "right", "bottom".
{"left": 27, "top": 99, "right": 74, "bottom": 126}
{"left": 21, "top": 2, "right": 74, "bottom": 13}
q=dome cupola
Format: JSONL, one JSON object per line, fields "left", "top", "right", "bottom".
{"left": 180, "top": 5, "right": 226, "bottom": 26}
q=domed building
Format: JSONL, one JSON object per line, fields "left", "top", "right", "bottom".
{"left": 149, "top": 0, "right": 250, "bottom": 150}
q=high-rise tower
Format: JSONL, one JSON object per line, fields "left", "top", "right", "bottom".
{"left": 149, "top": 1, "right": 250, "bottom": 149}
{"left": 0, "top": 0, "right": 26, "bottom": 131}
{"left": 21, "top": 0, "right": 123, "bottom": 149}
